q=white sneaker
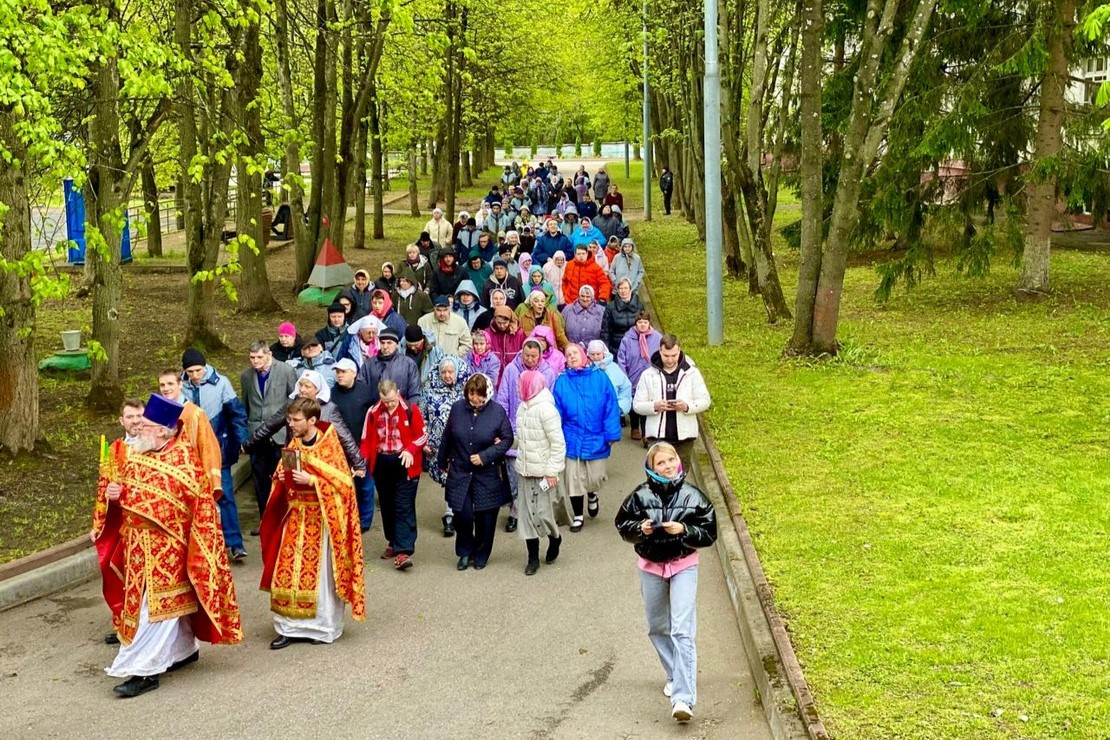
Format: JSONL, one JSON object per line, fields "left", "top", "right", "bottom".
{"left": 663, "top": 681, "right": 673, "bottom": 698}
{"left": 672, "top": 701, "right": 693, "bottom": 723}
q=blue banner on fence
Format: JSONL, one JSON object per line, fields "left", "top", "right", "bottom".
{"left": 64, "top": 178, "right": 133, "bottom": 266}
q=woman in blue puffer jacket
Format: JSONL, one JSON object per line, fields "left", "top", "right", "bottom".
{"left": 552, "top": 343, "right": 622, "bottom": 533}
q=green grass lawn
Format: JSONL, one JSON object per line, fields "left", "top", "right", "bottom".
{"left": 633, "top": 204, "right": 1110, "bottom": 738}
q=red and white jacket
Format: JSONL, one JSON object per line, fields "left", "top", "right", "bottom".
{"left": 360, "top": 399, "right": 427, "bottom": 480}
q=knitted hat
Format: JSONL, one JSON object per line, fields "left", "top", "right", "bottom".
{"left": 405, "top": 325, "right": 425, "bottom": 343}
{"left": 181, "top": 347, "right": 206, "bottom": 370}
{"left": 379, "top": 328, "right": 400, "bottom": 343}
{"left": 278, "top": 322, "right": 296, "bottom": 336}
{"left": 327, "top": 301, "right": 346, "bottom": 315}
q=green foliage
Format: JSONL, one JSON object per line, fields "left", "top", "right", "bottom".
{"left": 573, "top": 136, "right": 582, "bottom": 157}
{"left": 593, "top": 139, "right": 602, "bottom": 157}
{"left": 530, "top": 141, "right": 538, "bottom": 157}
{"left": 503, "top": 139, "right": 513, "bottom": 158}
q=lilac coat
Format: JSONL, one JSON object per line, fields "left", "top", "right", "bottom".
{"left": 561, "top": 300, "right": 606, "bottom": 346}
{"left": 466, "top": 350, "right": 502, "bottom": 391}
{"left": 617, "top": 327, "right": 662, "bottom": 389}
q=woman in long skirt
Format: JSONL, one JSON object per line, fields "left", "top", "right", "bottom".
{"left": 512, "top": 370, "right": 566, "bottom": 575}
{"left": 552, "top": 343, "right": 621, "bottom": 532}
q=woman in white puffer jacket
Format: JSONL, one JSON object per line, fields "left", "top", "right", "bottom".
{"left": 514, "top": 370, "right": 567, "bottom": 576}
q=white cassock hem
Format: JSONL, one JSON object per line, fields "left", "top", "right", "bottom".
{"left": 273, "top": 525, "right": 345, "bottom": 643}
{"left": 106, "top": 592, "right": 199, "bottom": 678}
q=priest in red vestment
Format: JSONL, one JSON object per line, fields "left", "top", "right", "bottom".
{"left": 102, "top": 394, "right": 243, "bottom": 697}
{"left": 260, "top": 397, "right": 366, "bottom": 649}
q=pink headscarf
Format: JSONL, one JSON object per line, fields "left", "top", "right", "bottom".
{"left": 517, "top": 252, "right": 533, "bottom": 275}
{"left": 470, "top": 329, "right": 493, "bottom": 362}
{"left": 519, "top": 370, "right": 546, "bottom": 402}
{"left": 636, "top": 320, "right": 653, "bottom": 361}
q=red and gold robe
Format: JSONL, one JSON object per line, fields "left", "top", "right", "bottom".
{"left": 92, "top": 438, "right": 129, "bottom": 620}
{"left": 259, "top": 422, "right": 366, "bottom": 621}
{"left": 108, "top": 434, "right": 243, "bottom": 645}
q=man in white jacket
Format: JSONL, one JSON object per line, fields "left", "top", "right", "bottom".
{"left": 631, "top": 334, "right": 711, "bottom": 470}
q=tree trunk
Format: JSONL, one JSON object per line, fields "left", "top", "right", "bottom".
{"left": 736, "top": 165, "right": 792, "bottom": 321}
{"left": 87, "top": 42, "right": 125, "bottom": 411}
{"left": 1017, "top": 0, "right": 1076, "bottom": 298}
{"left": 788, "top": 0, "right": 825, "bottom": 353}
{"left": 445, "top": 6, "right": 466, "bottom": 221}
{"left": 428, "top": 130, "right": 446, "bottom": 210}
{"left": 178, "top": 0, "right": 233, "bottom": 349}
{"left": 174, "top": 179, "right": 185, "bottom": 230}
{"left": 408, "top": 144, "right": 420, "bottom": 217}
{"left": 420, "top": 140, "right": 429, "bottom": 176}
{"left": 462, "top": 149, "right": 473, "bottom": 188}
{"left": 370, "top": 95, "right": 385, "bottom": 240}
{"left": 0, "top": 109, "right": 39, "bottom": 453}
{"left": 141, "top": 157, "right": 162, "bottom": 257}
{"left": 235, "top": 4, "right": 281, "bottom": 313}
{"left": 275, "top": 0, "right": 312, "bottom": 288}
{"left": 303, "top": 0, "right": 333, "bottom": 270}
{"left": 721, "top": 181, "right": 746, "bottom": 279}
{"left": 790, "top": 0, "right": 937, "bottom": 353}
{"left": 353, "top": 117, "right": 368, "bottom": 248}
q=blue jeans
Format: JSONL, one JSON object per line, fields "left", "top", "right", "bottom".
{"left": 218, "top": 466, "right": 244, "bottom": 550}
{"left": 355, "top": 473, "right": 376, "bottom": 531}
{"left": 640, "top": 565, "right": 699, "bottom": 708}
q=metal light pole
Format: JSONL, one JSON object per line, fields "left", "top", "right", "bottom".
{"left": 704, "top": 0, "right": 723, "bottom": 345}
{"left": 642, "top": 0, "right": 652, "bottom": 221}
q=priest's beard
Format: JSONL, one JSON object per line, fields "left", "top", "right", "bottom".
{"left": 129, "top": 433, "right": 168, "bottom": 454}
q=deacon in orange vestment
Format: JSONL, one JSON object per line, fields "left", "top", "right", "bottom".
{"left": 103, "top": 394, "right": 243, "bottom": 698}
{"left": 159, "top": 368, "right": 224, "bottom": 495}
{"left": 260, "top": 397, "right": 365, "bottom": 649}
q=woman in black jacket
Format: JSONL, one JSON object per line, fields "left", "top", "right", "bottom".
{"left": 614, "top": 443, "right": 717, "bottom": 725}
{"left": 600, "top": 278, "right": 644, "bottom": 356}
{"left": 438, "top": 373, "right": 515, "bottom": 570}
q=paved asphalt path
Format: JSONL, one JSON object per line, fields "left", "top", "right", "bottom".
{"left": 0, "top": 434, "right": 770, "bottom": 739}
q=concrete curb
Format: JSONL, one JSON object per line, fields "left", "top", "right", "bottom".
{"left": 0, "top": 458, "right": 253, "bottom": 613}
{"left": 638, "top": 282, "right": 828, "bottom": 740}
{"left": 0, "top": 548, "right": 98, "bottom": 611}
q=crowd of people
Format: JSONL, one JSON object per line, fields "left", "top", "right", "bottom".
{"left": 90, "top": 163, "right": 717, "bottom": 724}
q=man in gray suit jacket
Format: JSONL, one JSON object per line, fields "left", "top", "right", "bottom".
{"left": 240, "top": 340, "right": 299, "bottom": 529}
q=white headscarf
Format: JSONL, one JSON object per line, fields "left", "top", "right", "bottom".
{"left": 292, "top": 369, "right": 331, "bottom": 404}
{"left": 347, "top": 315, "right": 385, "bottom": 335}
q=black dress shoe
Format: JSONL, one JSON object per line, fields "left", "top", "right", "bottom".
{"left": 250, "top": 528, "right": 260, "bottom": 537}
{"left": 166, "top": 650, "right": 199, "bottom": 672}
{"left": 505, "top": 516, "right": 518, "bottom": 533}
{"left": 270, "top": 635, "right": 296, "bottom": 650}
{"left": 104, "top": 632, "right": 120, "bottom": 645}
{"left": 545, "top": 536, "right": 562, "bottom": 564}
{"left": 456, "top": 556, "right": 470, "bottom": 571}
{"left": 113, "top": 675, "right": 159, "bottom": 698}
{"left": 473, "top": 560, "right": 487, "bottom": 570}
